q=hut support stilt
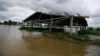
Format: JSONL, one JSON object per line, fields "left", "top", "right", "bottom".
{"left": 76, "top": 21, "right": 78, "bottom": 35}
{"left": 70, "top": 16, "right": 73, "bottom": 35}
{"left": 49, "top": 15, "right": 53, "bottom": 32}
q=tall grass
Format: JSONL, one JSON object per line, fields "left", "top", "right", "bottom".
{"left": 86, "top": 27, "right": 100, "bottom": 36}
{"left": 44, "top": 31, "right": 91, "bottom": 42}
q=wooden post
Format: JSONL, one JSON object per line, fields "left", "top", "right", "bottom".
{"left": 83, "top": 26, "right": 86, "bottom": 30}
{"left": 70, "top": 16, "right": 73, "bottom": 35}
{"left": 85, "top": 26, "right": 86, "bottom": 30}
{"left": 80, "top": 25, "right": 82, "bottom": 31}
{"left": 76, "top": 21, "right": 78, "bottom": 35}
{"left": 35, "top": 21, "right": 36, "bottom": 27}
{"left": 49, "top": 15, "right": 53, "bottom": 32}
{"left": 39, "top": 14, "right": 42, "bottom": 28}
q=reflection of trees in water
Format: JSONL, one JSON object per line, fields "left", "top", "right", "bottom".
{"left": 22, "top": 31, "right": 33, "bottom": 38}
{"left": 85, "top": 45, "right": 100, "bottom": 56}
{"left": 22, "top": 31, "right": 86, "bottom": 56}
{"left": 22, "top": 31, "right": 43, "bottom": 38}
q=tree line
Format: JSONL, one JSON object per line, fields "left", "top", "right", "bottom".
{"left": 0, "top": 20, "right": 22, "bottom": 25}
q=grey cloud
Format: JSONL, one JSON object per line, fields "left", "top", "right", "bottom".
{"left": 0, "top": 0, "right": 15, "bottom": 11}
{"left": 0, "top": 15, "right": 7, "bottom": 19}
{"left": 0, "top": 0, "right": 91, "bottom": 20}
{"left": 0, "top": 1, "right": 8, "bottom": 11}
{"left": 0, "top": 0, "right": 84, "bottom": 15}
{"left": 92, "top": 9, "right": 100, "bottom": 17}
{"left": 88, "top": 17, "right": 100, "bottom": 27}
{"left": 0, "top": 0, "right": 92, "bottom": 17}
{"left": 33, "top": 0, "right": 90, "bottom": 16}
{"left": 0, "top": 13, "right": 13, "bottom": 20}
{"left": 0, "top": 14, "right": 11, "bottom": 21}
{"left": 55, "top": 0, "right": 69, "bottom": 4}
{"left": 0, "top": 0, "right": 95, "bottom": 15}
{"left": 0, "top": 0, "right": 100, "bottom": 27}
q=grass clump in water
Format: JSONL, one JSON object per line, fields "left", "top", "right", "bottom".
{"left": 90, "top": 39, "right": 100, "bottom": 45}
{"left": 44, "top": 31, "right": 91, "bottom": 42}
{"left": 62, "top": 33, "right": 91, "bottom": 42}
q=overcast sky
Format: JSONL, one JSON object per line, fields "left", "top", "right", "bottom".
{"left": 0, "top": 0, "right": 100, "bottom": 27}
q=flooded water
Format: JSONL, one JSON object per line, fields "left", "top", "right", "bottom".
{"left": 0, "top": 25, "right": 100, "bottom": 56}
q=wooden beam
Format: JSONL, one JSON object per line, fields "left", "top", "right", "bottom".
{"left": 64, "top": 12, "right": 70, "bottom": 16}
{"left": 38, "top": 17, "right": 70, "bottom": 24}
{"left": 73, "top": 16, "right": 89, "bottom": 18}
{"left": 54, "top": 17, "right": 69, "bottom": 23}
{"left": 77, "top": 13, "right": 89, "bottom": 18}
{"left": 25, "top": 17, "right": 67, "bottom": 22}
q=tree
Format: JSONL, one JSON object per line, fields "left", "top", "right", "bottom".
{"left": 4, "top": 21, "right": 8, "bottom": 25}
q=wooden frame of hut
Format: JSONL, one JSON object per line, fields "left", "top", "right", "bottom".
{"left": 23, "top": 12, "right": 89, "bottom": 34}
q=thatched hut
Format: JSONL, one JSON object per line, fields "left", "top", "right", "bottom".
{"left": 23, "top": 12, "right": 89, "bottom": 34}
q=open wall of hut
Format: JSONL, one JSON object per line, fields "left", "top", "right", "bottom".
{"left": 23, "top": 12, "right": 89, "bottom": 34}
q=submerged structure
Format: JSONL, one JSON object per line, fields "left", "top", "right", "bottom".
{"left": 23, "top": 12, "right": 89, "bottom": 34}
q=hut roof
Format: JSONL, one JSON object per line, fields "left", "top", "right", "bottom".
{"left": 23, "top": 12, "right": 88, "bottom": 26}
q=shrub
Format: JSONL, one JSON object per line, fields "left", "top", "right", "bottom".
{"left": 95, "top": 27, "right": 100, "bottom": 31}
{"left": 87, "top": 27, "right": 94, "bottom": 31}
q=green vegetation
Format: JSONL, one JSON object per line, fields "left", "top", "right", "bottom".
{"left": 3, "top": 20, "right": 17, "bottom": 25}
{"left": 20, "top": 26, "right": 90, "bottom": 42}
{"left": 20, "top": 26, "right": 40, "bottom": 31}
{"left": 0, "top": 20, "right": 22, "bottom": 25}
{"left": 43, "top": 31, "right": 90, "bottom": 42}
{"left": 77, "top": 27, "right": 100, "bottom": 36}
{"left": 0, "top": 22, "right": 2, "bottom": 24}
{"left": 19, "top": 26, "right": 100, "bottom": 45}
{"left": 85, "top": 27, "right": 100, "bottom": 36}
{"left": 19, "top": 26, "right": 64, "bottom": 32}
{"left": 43, "top": 31, "right": 100, "bottom": 46}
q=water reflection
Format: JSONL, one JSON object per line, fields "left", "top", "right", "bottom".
{"left": 85, "top": 45, "right": 100, "bottom": 56}
{"left": 0, "top": 25, "right": 100, "bottom": 56}
{"left": 22, "top": 31, "right": 86, "bottom": 56}
{"left": 22, "top": 31, "right": 43, "bottom": 38}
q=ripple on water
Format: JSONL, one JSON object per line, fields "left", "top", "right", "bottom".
{"left": 85, "top": 45, "right": 100, "bottom": 56}
{"left": 0, "top": 25, "right": 100, "bottom": 56}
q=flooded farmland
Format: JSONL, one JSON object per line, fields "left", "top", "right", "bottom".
{"left": 0, "top": 25, "right": 100, "bottom": 56}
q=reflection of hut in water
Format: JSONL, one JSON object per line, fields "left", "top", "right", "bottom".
{"left": 22, "top": 31, "right": 43, "bottom": 38}
{"left": 23, "top": 12, "right": 89, "bottom": 34}
{"left": 22, "top": 33, "right": 86, "bottom": 56}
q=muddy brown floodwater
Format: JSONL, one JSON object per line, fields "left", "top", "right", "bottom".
{"left": 0, "top": 25, "right": 100, "bottom": 56}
